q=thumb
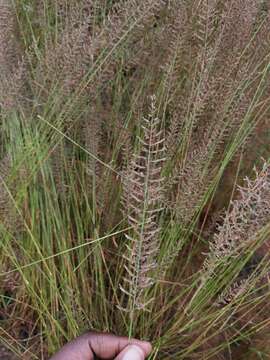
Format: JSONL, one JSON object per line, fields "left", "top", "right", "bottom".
{"left": 115, "top": 344, "right": 147, "bottom": 360}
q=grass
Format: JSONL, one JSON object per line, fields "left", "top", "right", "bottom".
{"left": 1, "top": 0, "right": 270, "bottom": 359}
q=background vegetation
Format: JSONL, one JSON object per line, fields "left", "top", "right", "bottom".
{"left": 0, "top": 0, "right": 270, "bottom": 358}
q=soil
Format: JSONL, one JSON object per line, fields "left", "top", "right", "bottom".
{"left": 0, "top": 345, "right": 19, "bottom": 360}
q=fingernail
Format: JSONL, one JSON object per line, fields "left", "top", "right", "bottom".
{"left": 122, "top": 345, "right": 145, "bottom": 360}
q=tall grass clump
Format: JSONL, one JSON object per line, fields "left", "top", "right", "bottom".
{"left": 0, "top": 0, "right": 270, "bottom": 359}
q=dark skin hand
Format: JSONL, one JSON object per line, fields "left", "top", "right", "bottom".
{"left": 50, "top": 332, "right": 152, "bottom": 360}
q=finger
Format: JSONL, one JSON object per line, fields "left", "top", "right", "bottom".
{"left": 89, "top": 332, "right": 152, "bottom": 359}
{"left": 115, "top": 344, "right": 147, "bottom": 360}
{"left": 49, "top": 334, "right": 94, "bottom": 360}
{"left": 49, "top": 332, "right": 152, "bottom": 360}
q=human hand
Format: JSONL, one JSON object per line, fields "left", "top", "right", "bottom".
{"left": 49, "top": 332, "right": 152, "bottom": 360}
